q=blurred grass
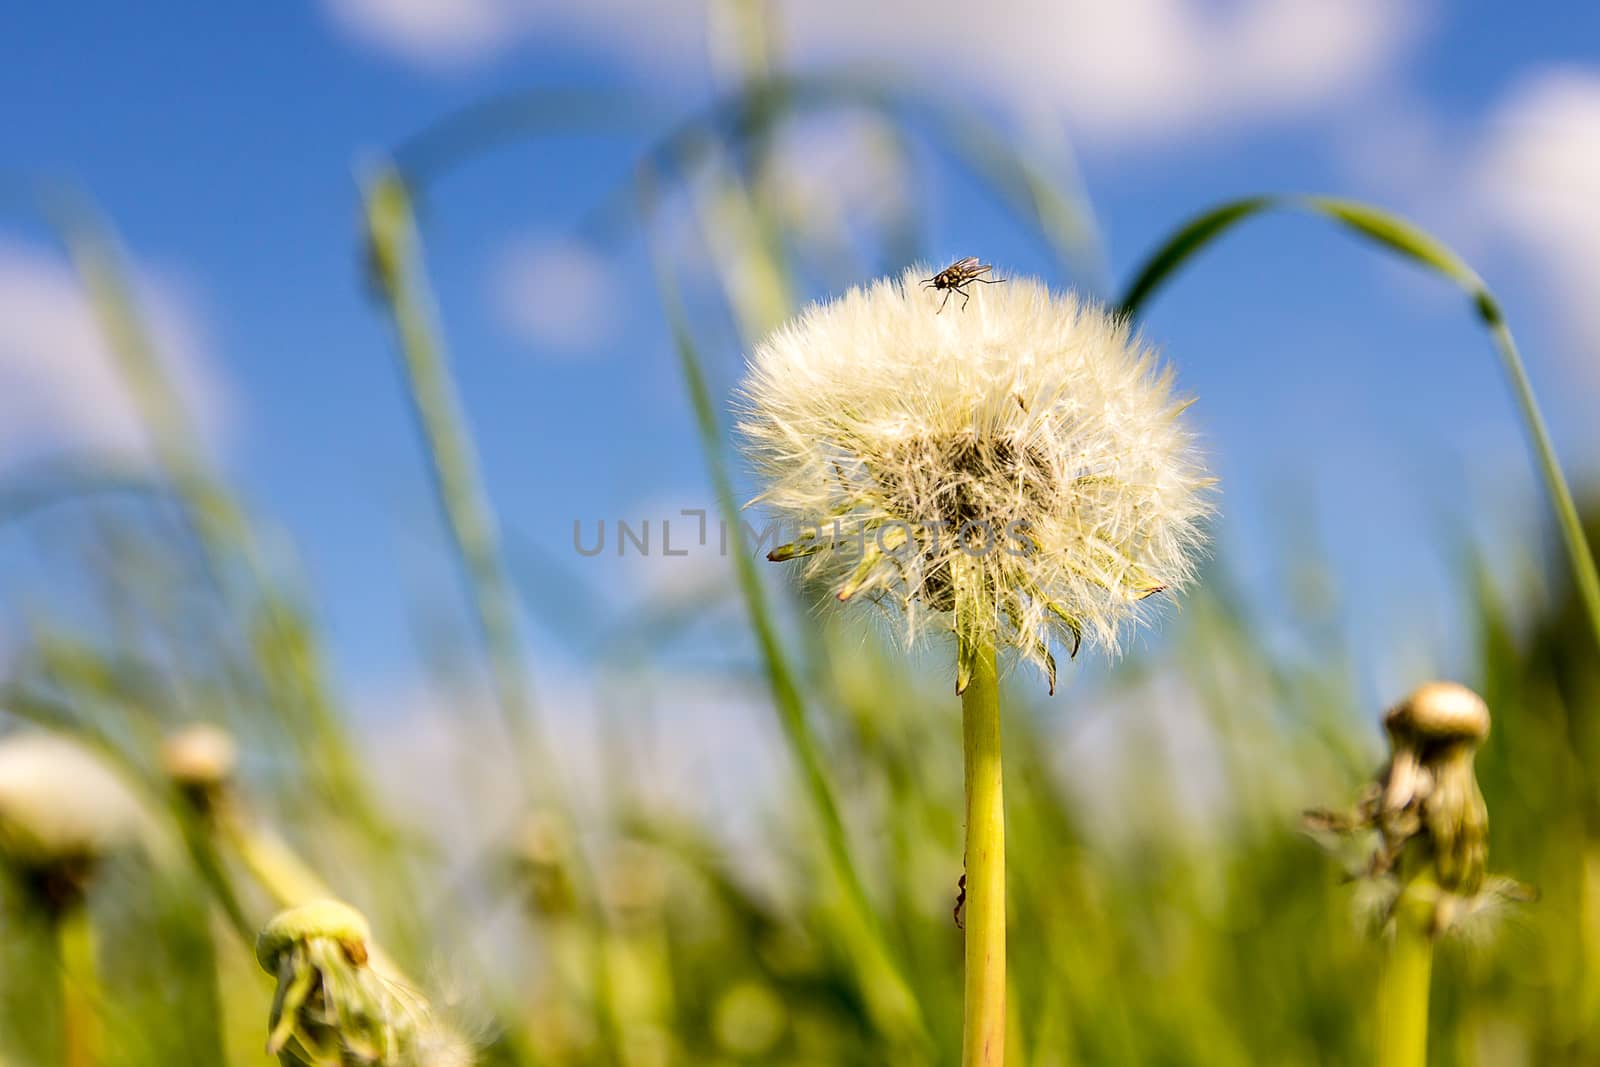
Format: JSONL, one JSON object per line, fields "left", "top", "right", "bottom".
{"left": 0, "top": 64, "right": 1597, "bottom": 1067}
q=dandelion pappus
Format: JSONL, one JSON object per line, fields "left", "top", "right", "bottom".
{"left": 921, "top": 257, "right": 1004, "bottom": 313}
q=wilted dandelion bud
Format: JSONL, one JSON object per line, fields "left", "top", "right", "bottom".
{"left": 738, "top": 269, "right": 1211, "bottom": 691}
{"left": 508, "top": 810, "right": 577, "bottom": 918}
{"left": 160, "top": 723, "right": 238, "bottom": 817}
{"left": 1309, "top": 682, "right": 1523, "bottom": 937}
{"left": 256, "top": 899, "right": 432, "bottom": 1066}
{"left": 0, "top": 732, "right": 142, "bottom": 912}
{"left": 1380, "top": 682, "right": 1490, "bottom": 899}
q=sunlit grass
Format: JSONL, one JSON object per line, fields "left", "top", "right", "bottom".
{"left": 0, "top": 66, "right": 1595, "bottom": 1067}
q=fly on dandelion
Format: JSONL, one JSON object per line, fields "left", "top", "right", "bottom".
{"left": 922, "top": 257, "right": 1003, "bottom": 313}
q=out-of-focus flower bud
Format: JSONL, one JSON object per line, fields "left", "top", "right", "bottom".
{"left": 508, "top": 810, "right": 577, "bottom": 918}
{"left": 160, "top": 723, "right": 239, "bottom": 817}
{"left": 256, "top": 899, "right": 425, "bottom": 1066}
{"left": 0, "top": 732, "right": 142, "bottom": 912}
{"left": 1380, "top": 682, "right": 1491, "bottom": 904}
{"left": 1307, "top": 682, "right": 1526, "bottom": 937}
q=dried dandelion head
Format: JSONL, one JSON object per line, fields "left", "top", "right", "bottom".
{"left": 506, "top": 809, "right": 578, "bottom": 919}
{"left": 1306, "top": 682, "right": 1530, "bottom": 938}
{"left": 256, "top": 899, "right": 439, "bottom": 1066}
{"left": 1380, "top": 682, "right": 1492, "bottom": 901}
{"left": 738, "top": 267, "right": 1212, "bottom": 690}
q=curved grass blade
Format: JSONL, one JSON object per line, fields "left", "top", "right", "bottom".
{"left": 581, "top": 72, "right": 1102, "bottom": 283}
{"left": 0, "top": 461, "right": 167, "bottom": 527}
{"left": 1116, "top": 197, "right": 1273, "bottom": 318}
{"left": 1118, "top": 194, "right": 1600, "bottom": 662}
{"left": 361, "top": 165, "right": 549, "bottom": 795}
{"left": 639, "top": 166, "right": 932, "bottom": 1057}
{"left": 391, "top": 88, "right": 658, "bottom": 190}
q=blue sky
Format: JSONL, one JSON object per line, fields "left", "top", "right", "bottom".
{"left": 2, "top": 1, "right": 1598, "bottom": 713}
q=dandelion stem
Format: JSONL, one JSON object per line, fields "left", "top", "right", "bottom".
{"left": 57, "top": 905, "right": 99, "bottom": 1067}
{"left": 227, "top": 821, "right": 335, "bottom": 913}
{"left": 215, "top": 809, "right": 409, "bottom": 980}
{"left": 1376, "top": 872, "right": 1435, "bottom": 1067}
{"left": 961, "top": 634, "right": 1006, "bottom": 1067}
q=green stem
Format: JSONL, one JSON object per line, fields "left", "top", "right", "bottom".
{"left": 57, "top": 905, "right": 98, "bottom": 1067}
{"left": 362, "top": 168, "right": 547, "bottom": 793}
{"left": 222, "top": 816, "right": 422, "bottom": 992}
{"left": 641, "top": 171, "right": 930, "bottom": 1054}
{"left": 226, "top": 821, "right": 335, "bottom": 913}
{"left": 1376, "top": 875, "right": 1435, "bottom": 1067}
{"left": 1482, "top": 314, "right": 1600, "bottom": 650}
{"left": 961, "top": 636, "right": 1006, "bottom": 1067}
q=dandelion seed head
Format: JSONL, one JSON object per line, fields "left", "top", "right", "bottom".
{"left": 161, "top": 723, "right": 239, "bottom": 816}
{"left": 160, "top": 723, "right": 238, "bottom": 788}
{"left": 737, "top": 267, "right": 1212, "bottom": 684}
{"left": 0, "top": 732, "right": 142, "bottom": 876}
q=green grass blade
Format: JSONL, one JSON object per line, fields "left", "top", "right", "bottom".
{"left": 1116, "top": 196, "right": 1274, "bottom": 318}
{"left": 361, "top": 164, "right": 550, "bottom": 794}
{"left": 639, "top": 168, "right": 932, "bottom": 1055}
{"left": 1117, "top": 194, "right": 1600, "bottom": 663}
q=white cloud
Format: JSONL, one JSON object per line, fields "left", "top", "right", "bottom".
{"left": 765, "top": 113, "right": 909, "bottom": 239}
{"left": 322, "top": 0, "right": 513, "bottom": 67}
{"left": 780, "top": 0, "right": 1418, "bottom": 144}
{"left": 322, "top": 0, "right": 707, "bottom": 73}
{"left": 1332, "top": 93, "right": 1455, "bottom": 204}
{"left": 321, "top": 0, "right": 1418, "bottom": 145}
{"left": 1475, "top": 69, "right": 1600, "bottom": 390}
{"left": 360, "top": 665, "right": 783, "bottom": 853}
{"left": 490, "top": 236, "right": 620, "bottom": 356}
{"left": 0, "top": 239, "right": 227, "bottom": 468}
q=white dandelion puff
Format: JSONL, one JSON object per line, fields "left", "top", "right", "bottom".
{"left": 159, "top": 723, "right": 239, "bottom": 791}
{"left": 737, "top": 266, "right": 1213, "bottom": 690}
{"left": 0, "top": 732, "right": 144, "bottom": 877}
